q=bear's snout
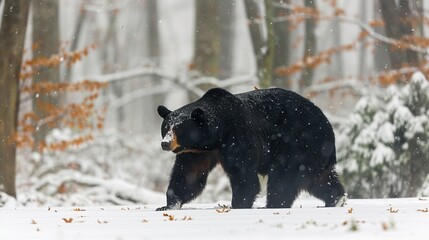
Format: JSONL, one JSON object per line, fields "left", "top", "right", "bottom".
{"left": 161, "top": 127, "right": 180, "bottom": 151}
{"left": 161, "top": 141, "right": 171, "bottom": 151}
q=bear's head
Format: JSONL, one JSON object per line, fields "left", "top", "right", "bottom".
{"left": 157, "top": 105, "right": 221, "bottom": 154}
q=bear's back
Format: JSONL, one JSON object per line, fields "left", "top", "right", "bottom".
{"left": 235, "top": 88, "right": 336, "bottom": 166}
{"left": 235, "top": 88, "right": 328, "bottom": 127}
{"left": 235, "top": 88, "right": 313, "bottom": 110}
{"left": 199, "top": 87, "right": 333, "bottom": 143}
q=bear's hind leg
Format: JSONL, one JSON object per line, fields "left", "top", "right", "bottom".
{"left": 266, "top": 171, "right": 299, "bottom": 208}
{"left": 307, "top": 168, "right": 346, "bottom": 207}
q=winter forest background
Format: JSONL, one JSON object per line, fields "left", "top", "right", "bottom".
{"left": 1, "top": 0, "right": 429, "bottom": 207}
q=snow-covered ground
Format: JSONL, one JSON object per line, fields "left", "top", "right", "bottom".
{"left": 1, "top": 197, "right": 429, "bottom": 240}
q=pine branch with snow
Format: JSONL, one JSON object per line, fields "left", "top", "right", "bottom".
{"left": 337, "top": 72, "right": 429, "bottom": 198}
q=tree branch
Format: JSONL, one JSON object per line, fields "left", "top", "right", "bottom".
{"left": 304, "top": 78, "right": 368, "bottom": 96}
{"left": 304, "top": 66, "right": 420, "bottom": 96}
{"left": 106, "top": 73, "right": 258, "bottom": 111}
{"left": 272, "top": 2, "right": 428, "bottom": 56}
{"left": 33, "top": 170, "right": 164, "bottom": 204}
{"left": 86, "top": 67, "right": 176, "bottom": 83}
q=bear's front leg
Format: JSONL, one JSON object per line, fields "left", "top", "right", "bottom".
{"left": 156, "top": 152, "right": 217, "bottom": 211}
{"left": 224, "top": 146, "right": 261, "bottom": 208}
{"left": 229, "top": 172, "right": 260, "bottom": 209}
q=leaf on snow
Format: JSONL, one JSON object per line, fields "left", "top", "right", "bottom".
{"left": 62, "top": 218, "right": 73, "bottom": 223}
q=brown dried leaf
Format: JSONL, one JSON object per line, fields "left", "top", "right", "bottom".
{"left": 62, "top": 218, "right": 73, "bottom": 223}
{"left": 417, "top": 208, "right": 428, "bottom": 213}
{"left": 73, "top": 208, "right": 86, "bottom": 211}
{"left": 382, "top": 222, "right": 388, "bottom": 231}
{"left": 57, "top": 183, "right": 67, "bottom": 194}
{"left": 388, "top": 207, "right": 399, "bottom": 213}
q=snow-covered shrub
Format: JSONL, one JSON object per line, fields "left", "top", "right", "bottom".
{"left": 15, "top": 129, "right": 167, "bottom": 206}
{"left": 14, "top": 128, "right": 231, "bottom": 206}
{"left": 337, "top": 72, "right": 429, "bottom": 198}
{"left": 0, "top": 192, "right": 17, "bottom": 208}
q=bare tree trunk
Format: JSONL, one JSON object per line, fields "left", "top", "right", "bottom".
{"left": 379, "top": 0, "right": 405, "bottom": 69}
{"left": 0, "top": 0, "right": 29, "bottom": 197}
{"left": 373, "top": 1, "right": 391, "bottom": 72}
{"left": 64, "top": 5, "right": 87, "bottom": 82}
{"left": 244, "top": 0, "right": 265, "bottom": 81}
{"left": 302, "top": 0, "right": 317, "bottom": 90}
{"left": 145, "top": 0, "right": 163, "bottom": 134}
{"left": 193, "top": 0, "right": 220, "bottom": 77}
{"left": 103, "top": 8, "right": 124, "bottom": 125}
{"left": 332, "top": 19, "right": 343, "bottom": 78}
{"left": 273, "top": 0, "right": 291, "bottom": 89}
{"left": 358, "top": 0, "right": 368, "bottom": 76}
{"left": 244, "top": 0, "right": 275, "bottom": 88}
{"left": 32, "top": 0, "right": 60, "bottom": 150}
{"left": 379, "top": 0, "right": 419, "bottom": 69}
{"left": 102, "top": 10, "right": 119, "bottom": 74}
{"left": 261, "top": 0, "right": 275, "bottom": 88}
{"left": 397, "top": 0, "right": 419, "bottom": 67}
{"left": 406, "top": 132, "right": 427, "bottom": 196}
{"left": 147, "top": 0, "right": 160, "bottom": 68}
{"left": 412, "top": 0, "right": 424, "bottom": 37}
{"left": 219, "top": 0, "right": 235, "bottom": 79}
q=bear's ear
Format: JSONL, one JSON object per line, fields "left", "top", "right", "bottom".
{"left": 157, "top": 105, "right": 171, "bottom": 118}
{"left": 191, "top": 108, "right": 206, "bottom": 124}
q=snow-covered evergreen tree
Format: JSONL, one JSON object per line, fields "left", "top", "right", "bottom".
{"left": 337, "top": 72, "right": 429, "bottom": 198}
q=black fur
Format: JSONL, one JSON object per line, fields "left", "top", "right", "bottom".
{"left": 156, "top": 88, "right": 345, "bottom": 210}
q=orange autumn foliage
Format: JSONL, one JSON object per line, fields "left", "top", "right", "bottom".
{"left": 274, "top": 1, "right": 429, "bottom": 93}
{"left": 14, "top": 44, "right": 108, "bottom": 152}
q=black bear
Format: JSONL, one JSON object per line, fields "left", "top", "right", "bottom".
{"left": 156, "top": 88, "right": 346, "bottom": 210}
